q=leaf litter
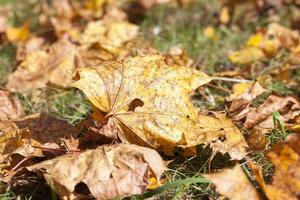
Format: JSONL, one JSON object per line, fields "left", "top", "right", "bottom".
{"left": 0, "top": 0, "right": 300, "bottom": 199}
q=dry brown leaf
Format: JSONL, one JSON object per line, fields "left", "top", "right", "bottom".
{"left": 0, "top": 121, "right": 42, "bottom": 176}
{"left": 227, "top": 81, "right": 266, "bottom": 120}
{"left": 251, "top": 134, "right": 300, "bottom": 200}
{"left": 189, "top": 113, "right": 248, "bottom": 160}
{"left": 267, "top": 23, "right": 299, "bottom": 50}
{"left": 228, "top": 86, "right": 300, "bottom": 151}
{"left": 203, "top": 165, "right": 260, "bottom": 200}
{"left": 1, "top": 113, "right": 81, "bottom": 178}
{"left": 26, "top": 144, "right": 167, "bottom": 200}
{"left": 80, "top": 19, "right": 139, "bottom": 54}
{"left": 73, "top": 55, "right": 247, "bottom": 159}
{"left": 164, "top": 46, "right": 194, "bottom": 67}
{"left": 0, "top": 90, "right": 22, "bottom": 120}
{"left": 6, "top": 39, "right": 78, "bottom": 91}
{"left": 16, "top": 36, "right": 45, "bottom": 61}
{"left": 77, "top": 116, "right": 120, "bottom": 149}
{"left": 244, "top": 95, "right": 300, "bottom": 129}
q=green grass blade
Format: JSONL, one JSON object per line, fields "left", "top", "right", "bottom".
{"left": 143, "top": 177, "right": 211, "bottom": 198}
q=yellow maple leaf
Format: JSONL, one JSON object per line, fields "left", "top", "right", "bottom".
{"left": 73, "top": 55, "right": 247, "bottom": 159}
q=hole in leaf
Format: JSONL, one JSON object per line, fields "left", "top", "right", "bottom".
{"left": 75, "top": 182, "right": 92, "bottom": 196}
{"left": 218, "top": 135, "right": 226, "bottom": 142}
{"left": 127, "top": 98, "right": 144, "bottom": 111}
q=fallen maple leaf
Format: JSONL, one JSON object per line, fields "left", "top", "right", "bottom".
{"left": 73, "top": 55, "right": 247, "bottom": 159}
{"left": 0, "top": 90, "right": 23, "bottom": 120}
{"left": 203, "top": 165, "right": 260, "bottom": 200}
{"left": 26, "top": 144, "right": 167, "bottom": 200}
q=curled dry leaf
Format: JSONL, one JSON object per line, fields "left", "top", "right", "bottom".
{"left": 228, "top": 81, "right": 300, "bottom": 151}
{"left": 77, "top": 116, "right": 120, "bottom": 149}
{"left": 203, "top": 165, "right": 260, "bottom": 200}
{"left": 227, "top": 81, "right": 266, "bottom": 120}
{"left": 26, "top": 144, "right": 168, "bottom": 200}
{"left": 0, "top": 90, "right": 22, "bottom": 120}
{"left": 73, "top": 55, "right": 247, "bottom": 159}
{"left": 244, "top": 95, "right": 300, "bottom": 129}
{"left": 0, "top": 113, "right": 80, "bottom": 178}
{"left": 251, "top": 134, "right": 300, "bottom": 200}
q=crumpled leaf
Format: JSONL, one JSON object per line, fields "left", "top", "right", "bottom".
{"left": 228, "top": 82, "right": 300, "bottom": 151}
{"left": 244, "top": 95, "right": 300, "bottom": 129}
{"left": 251, "top": 134, "right": 300, "bottom": 200}
{"left": 227, "top": 81, "right": 266, "bottom": 120}
{"left": 191, "top": 113, "right": 248, "bottom": 160}
{"left": 203, "top": 165, "right": 260, "bottom": 200}
{"left": 0, "top": 90, "right": 23, "bottom": 120}
{"left": 73, "top": 55, "right": 247, "bottom": 159}
{"left": 6, "top": 39, "right": 78, "bottom": 91}
{"left": 26, "top": 143, "right": 168, "bottom": 200}
{"left": 77, "top": 115, "right": 120, "bottom": 149}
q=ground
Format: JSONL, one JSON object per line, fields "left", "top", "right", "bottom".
{"left": 0, "top": 0, "right": 299, "bottom": 199}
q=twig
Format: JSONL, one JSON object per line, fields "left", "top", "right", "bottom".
{"left": 4, "top": 157, "right": 31, "bottom": 177}
{"left": 32, "top": 145, "right": 81, "bottom": 153}
{"left": 211, "top": 76, "right": 252, "bottom": 83}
